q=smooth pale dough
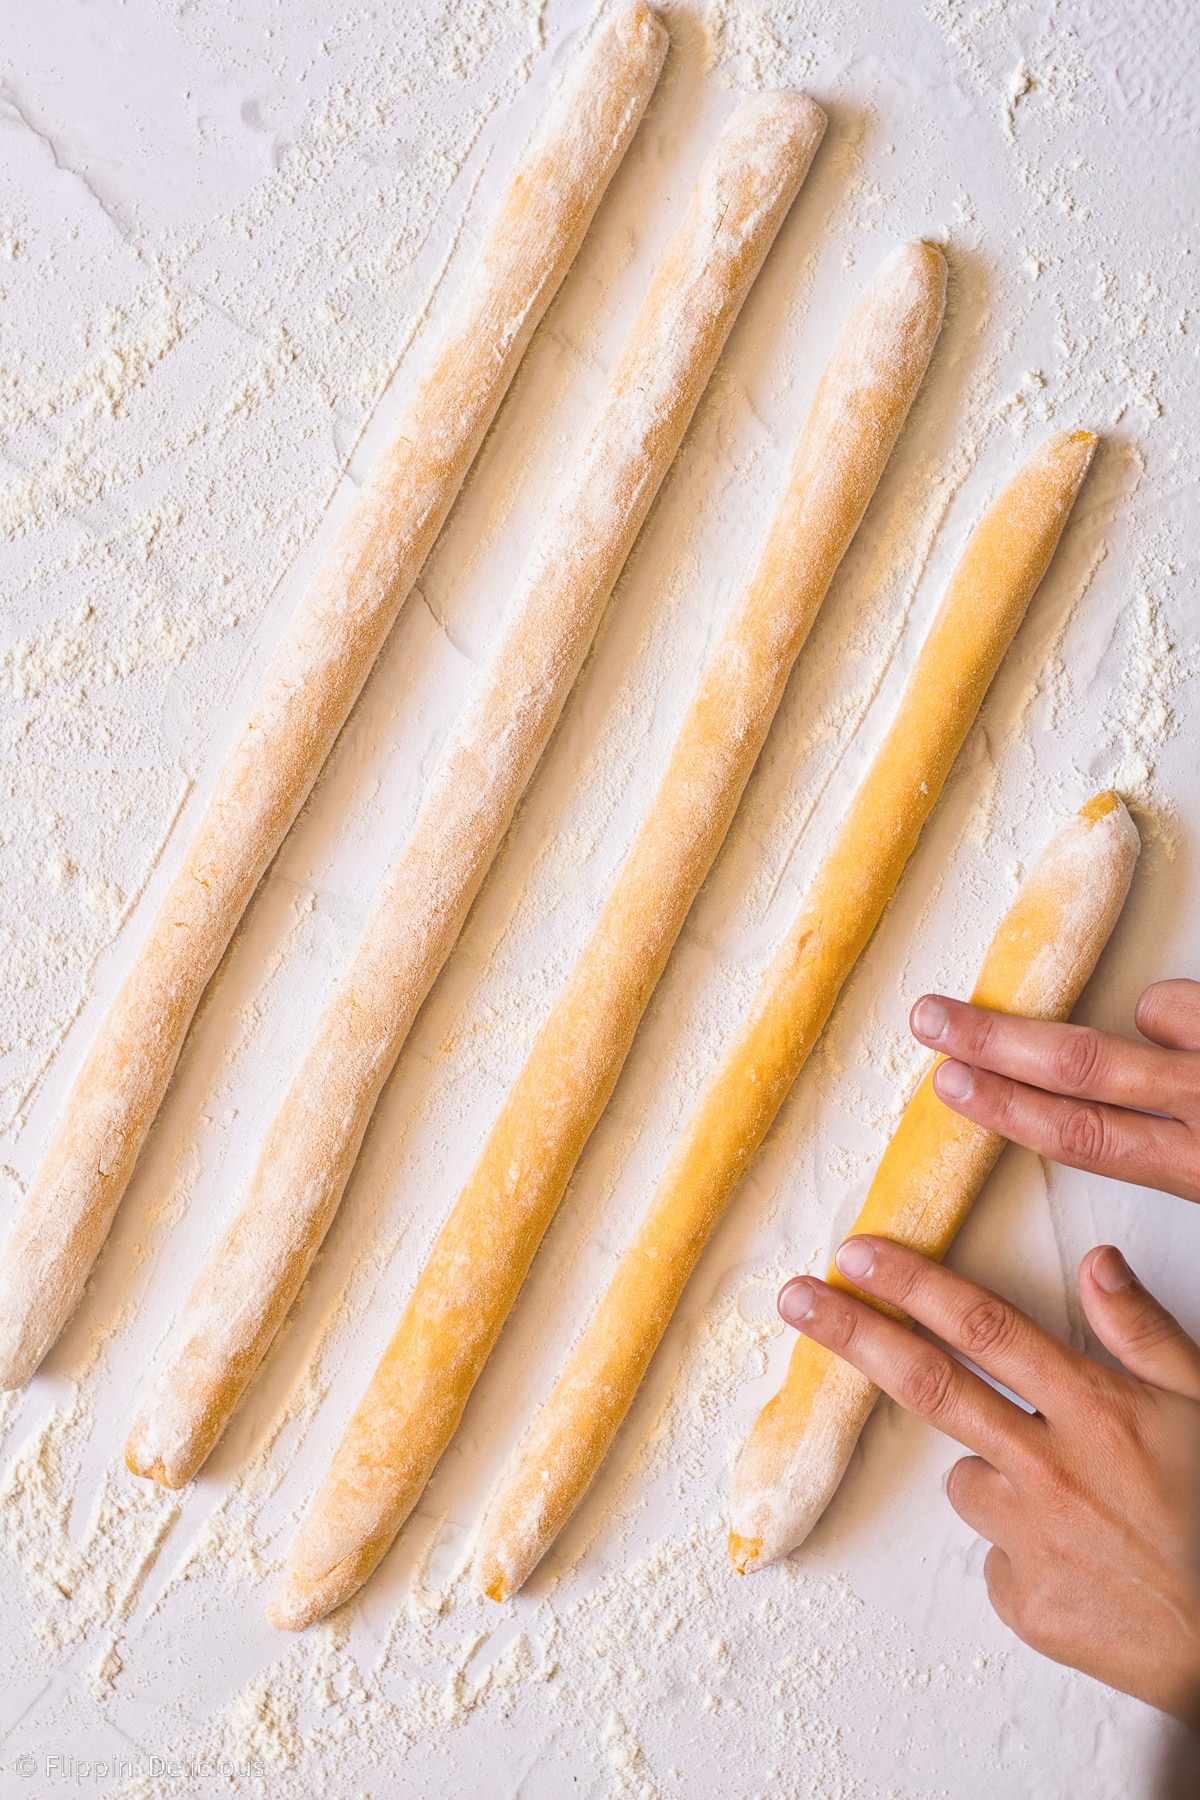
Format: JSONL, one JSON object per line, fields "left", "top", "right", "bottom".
{"left": 127, "top": 90, "right": 827, "bottom": 1500}
{"left": 0, "top": 1, "right": 669, "bottom": 1392}
{"left": 469, "top": 240, "right": 948, "bottom": 1603}
{"left": 474, "top": 429, "right": 1098, "bottom": 1601}
{"left": 729, "top": 789, "right": 1139, "bottom": 1572}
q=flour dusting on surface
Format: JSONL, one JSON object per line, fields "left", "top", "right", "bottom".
{"left": 0, "top": 0, "right": 1194, "bottom": 1792}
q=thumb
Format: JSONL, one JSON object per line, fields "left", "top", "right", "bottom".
{"left": 1080, "top": 1246, "right": 1200, "bottom": 1400}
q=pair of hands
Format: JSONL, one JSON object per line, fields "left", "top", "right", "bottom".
{"left": 777, "top": 978, "right": 1200, "bottom": 1724}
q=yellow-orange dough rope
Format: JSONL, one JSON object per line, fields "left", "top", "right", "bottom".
{"left": 0, "top": 2, "right": 669, "bottom": 1391}
{"left": 728, "top": 790, "right": 1139, "bottom": 1571}
{"left": 474, "top": 429, "right": 1097, "bottom": 1601}
{"left": 127, "top": 91, "right": 827, "bottom": 1495}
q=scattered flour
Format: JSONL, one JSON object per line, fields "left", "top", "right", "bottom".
{"left": 0, "top": 1387, "right": 179, "bottom": 1667}
{"left": 0, "top": 0, "right": 546, "bottom": 1135}
{"left": 89, "top": 1508, "right": 1003, "bottom": 1800}
{"left": 0, "top": 0, "right": 1190, "bottom": 1793}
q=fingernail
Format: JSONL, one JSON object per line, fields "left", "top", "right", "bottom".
{"left": 1090, "top": 1245, "right": 1136, "bottom": 1294}
{"left": 934, "top": 1059, "right": 974, "bottom": 1102}
{"left": 835, "top": 1237, "right": 876, "bottom": 1282}
{"left": 912, "top": 997, "right": 950, "bottom": 1042}
{"left": 778, "top": 1277, "right": 818, "bottom": 1326}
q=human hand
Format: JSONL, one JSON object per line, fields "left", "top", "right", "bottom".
{"left": 908, "top": 978, "right": 1200, "bottom": 1202}
{"left": 776, "top": 1237, "right": 1200, "bottom": 1723}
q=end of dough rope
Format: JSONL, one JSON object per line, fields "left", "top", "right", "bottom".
{"left": 728, "top": 1532, "right": 763, "bottom": 1576}
{"left": 124, "top": 1444, "right": 173, "bottom": 1490}
{"left": 268, "top": 1564, "right": 355, "bottom": 1634}
{"left": 480, "top": 1567, "right": 510, "bottom": 1605}
{"left": 1081, "top": 787, "right": 1121, "bottom": 821}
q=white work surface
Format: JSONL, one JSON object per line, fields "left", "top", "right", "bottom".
{"left": 1, "top": 2, "right": 1196, "bottom": 1794}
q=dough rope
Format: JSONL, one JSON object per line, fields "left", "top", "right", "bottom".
{"left": 473, "top": 429, "right": 1097, "bottom": 1600}
{"left": 127, "top": 92, "right": 827, "bottom": 1494}
{"left": 728, "top": 790, "right": 1139, "bottom": 1572}
{"left": 0, "top": 1, "right": 669, "bottom": 1391}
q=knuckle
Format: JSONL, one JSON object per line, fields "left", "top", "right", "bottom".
{"left": 992, "top": 1078, "right": 1029, "bottom": 1134}
{"left": 1072, "top": 1350, "right": 1113, "bottom": 1399}
{"left": 972, "top": 1009, "right": 1005, "bottom": 1066}
{"left": 878, "top": 1249, "right": 924, "bottom": 1310}
{"left": 899, "top": 1351, "right": 957, "bottom": 1420}
{"left": 1056, "top": 1101, "right": 1110, "bottom": 1165}
{"left": 996, "top": 1581, "right": 1025, "bottom": 1633}
{"left": 1119, "top": 1302, "right": 1179, "bottom": 1356}
{"left": 1069, "top": 1381, "right": 1129, "bottom": 1457}
{"left": 944, "top": 1457, "right": 978, "bottom": 1513}
{"left": 982, "top": 1548, "right": 1015, "bottom": 1617}
{"left": 988, "top": 1559, "right": 1049, "bottom": 1647}
{"left": 1139, "top": 979, "right": 1200, "bottom": 1042}
{"left": 1051, "top": 1027, "right": 1105, "bottom": 1093}
{"left": 1006, "top": 1592, "right": 1043, "bottom": 1648}
{"left": 960, "top": 1296, "right": 1019, "bottom": 1358}
{"left": 1032, "top": 1458, "right": 1077, "bottom": 1513}
{"left": 822, "top": 1300, "right": 860, "bottom": 1357}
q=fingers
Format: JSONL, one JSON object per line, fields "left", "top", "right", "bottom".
{"left": 982, "top": 1544, "right": 1018, "bottom": 1632}
{"left": 926, "top": 1060, "right": 1200, "bottom": 1201}
{"left": 910, "top": 995, "right": 1195, "bottom": 1117}
{"left": 945, "top": 1454, "right": 1018, "bottom": 1544}
{"left": 832, "top": 1235, "right": 1078, "bottom": 1417}
{"left": 1079, "top": 1246, "right": 1200, "bottom": 1401}
{"left": 776, "top": 1271, "right": 1039, "bottom": 1473}
{"left": 1135, "top": 980, "right": 1200, "bottom": 1052}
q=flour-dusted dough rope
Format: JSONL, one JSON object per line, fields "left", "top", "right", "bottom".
{"left": 728, "top": 790, "right": 1139, "bottom": 1572}
{"left": 472, "top": 428, "right": 1097, "bottom": 1599}
{"left": 0, "top": 3, "right": 669, "bottom": 1393}
{"left": 467, "top": 241, "right": 947, "bottom": 1603}
{"left": 128, "top": 92, "right": 827, "bottom": 1499}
